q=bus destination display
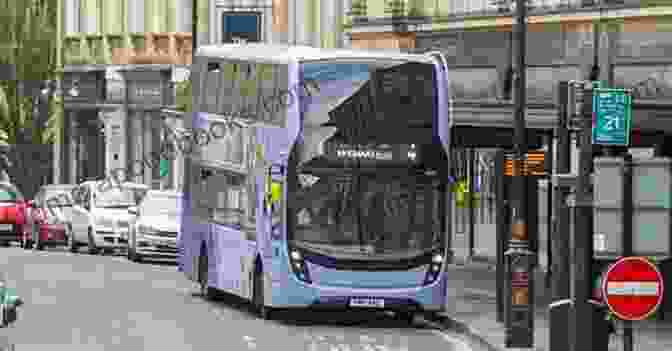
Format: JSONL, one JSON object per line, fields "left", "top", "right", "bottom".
{"left": 325, "top": 143, "right": 420, "bottom": 165}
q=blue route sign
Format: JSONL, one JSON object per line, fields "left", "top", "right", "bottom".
{"left": 592, "top": 88, "right": 632, "bottom": 146}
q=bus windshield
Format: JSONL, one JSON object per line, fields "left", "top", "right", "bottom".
{"left": 292, "top": 173, "right": 441, "bottom": 256}
{"left": 289, "top": 59, "right": 441, "bottom": 258}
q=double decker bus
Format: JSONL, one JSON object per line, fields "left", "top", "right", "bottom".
{"left": 178, "top": 44, "right": 452, "bottom": 321}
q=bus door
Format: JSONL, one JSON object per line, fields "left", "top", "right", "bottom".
{"left": 255, "top": 128, "right": 289, "bottom": 291}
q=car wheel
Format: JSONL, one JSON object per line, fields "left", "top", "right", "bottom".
{"left": 21, "top": 233, "right": 31, "bottom": 250}
{"left": 127, "top": 247, "right": 141, "bottom": 263}
{"left": 87, "top": 228, "right": 99, "bottom": 255}
{"left": 253, "top": 266, "right": 272, "bottom": 320}
{"left": 67, "top": 225, "right": 77, "bottom": 253}
{"left": 30, "top": 224, "right": 42, "bottom": 250}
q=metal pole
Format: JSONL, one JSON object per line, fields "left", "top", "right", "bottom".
{"left": 192, "top": 0, "right": 198, "bottom": 53}
{"left": 495, "top": 150, "right": 507, "bottom": 323}
{"left": 504, "top": 0, "right": 534, "bottom": 346}
{"left": 622, "top": 152, "right": 634, "bottom": 351}
{"left": 570, "top": 83, "right": 595, "bottom": 351}
{"left": 545, "top": 133, "right": 553, "bottom": 289}
{"left": 552, "top": 81, "right": 571, "bottom": 302}
{"left": 511, "top": 0, "right": 529, "bottom": 247}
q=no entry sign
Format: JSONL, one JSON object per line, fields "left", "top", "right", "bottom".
{"left": 602, "top": 256, "right": 664, "bottom": 321}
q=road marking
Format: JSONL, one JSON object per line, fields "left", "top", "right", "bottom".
{"left": 606, "top": 282, "right": 660, "bottom": 296}
{"left": 431, "top": 330, "right": 472, "bottom": 351}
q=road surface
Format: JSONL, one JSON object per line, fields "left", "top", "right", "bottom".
{"left": 0, "top": 246, "right": 479, "bottom": 351}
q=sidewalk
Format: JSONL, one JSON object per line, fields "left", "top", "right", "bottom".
{"left": 435, "top": 262, "right": 672, "bottom": 351}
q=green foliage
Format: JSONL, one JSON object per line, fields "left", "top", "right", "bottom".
{"left": 349, "top": 0, "right": 367, "bottom": 17}
{"left": 0, "top": 0, "right": 60, "bottom": 144}
{"left": 384, "top": 0, "right": 406, "bottom": 17}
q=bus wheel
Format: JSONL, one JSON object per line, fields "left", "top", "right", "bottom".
{"left": 198, "top": 253, "right": 215, "bottom": 300}
{"left": 253, "top": 268, "right": 272, "bottom": 320}
{"left": 396, "top": 311, "right": 415, "bottom": 325}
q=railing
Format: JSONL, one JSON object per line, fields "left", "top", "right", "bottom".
{"left": 346, "top": 0, "right": 647, "bottom": 25}
{"left": 63, "top": 32, "right": 193, "bottom": 65}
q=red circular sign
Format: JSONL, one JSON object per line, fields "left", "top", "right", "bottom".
{"left": 602, "top": 256, "right": 665, "bottom": 321}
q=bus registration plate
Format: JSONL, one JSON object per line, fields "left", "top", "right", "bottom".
{"left": 349, "top": 298, "right": 385, "bottom": 308}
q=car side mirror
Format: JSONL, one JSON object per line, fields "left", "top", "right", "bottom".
{"left": 128, "top": 206, "right": 139, "bottom": 216}
{"left": 27, "top": 200, "right": 35, "bottom": 208}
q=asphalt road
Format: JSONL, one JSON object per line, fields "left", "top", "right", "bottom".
{"left": 0, "top": 245, "right": 478, "bottom": 351}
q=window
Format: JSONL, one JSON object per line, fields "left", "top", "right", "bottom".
{"left": 221, "top": 12, "right": 261, "bottom": 43}
{"left": 291, "top": 172, "right": 442, "bottom": 254}
{"left": 192, "top": 165, "right": 255, "bottom": 230}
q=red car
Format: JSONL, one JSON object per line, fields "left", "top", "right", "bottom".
{"left": 22, "top": 184, "right": 74, "bottom": 250}
{"left": 0, "top": 182, "right": 27, "bottom": 246}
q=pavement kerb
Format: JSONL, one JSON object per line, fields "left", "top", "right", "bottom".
{"left": 419, "top": 313, "right": 502, "bottom": 351}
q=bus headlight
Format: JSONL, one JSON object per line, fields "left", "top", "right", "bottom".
{"left": 424, "top": 250, "right": 445, "bottom": 285}
{"left": 288, "top": 248, "right": 311, "bottom": 284}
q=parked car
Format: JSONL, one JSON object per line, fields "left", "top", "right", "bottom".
{"left": 69, "top": 181, "right": 148, "bottom": 254}
{"left": 22, "top": 184, "right": 76, "bottom": 250}
{"left": 127, "top": 190, "right": 182, "bottom": 263}
{"left": 0, "top": 182, "right": 27, "bottom": 246}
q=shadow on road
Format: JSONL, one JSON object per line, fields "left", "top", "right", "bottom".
{"left": 198, "top": 290, "right": 422, "bottom": 329}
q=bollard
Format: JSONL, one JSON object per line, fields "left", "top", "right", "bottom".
{"left": 588, "top": 299, "right": 613, "bottom": 351}
{"left": 548, "top": 299, "right": 572, "bottom": 351}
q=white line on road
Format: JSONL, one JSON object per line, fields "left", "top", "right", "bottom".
{"left": 431, "top": 330, "right": 474, "bottom": 351}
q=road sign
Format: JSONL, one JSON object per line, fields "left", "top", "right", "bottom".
{"left": 592, "top": 88, "right": 632, "bottom": 146}
{"left": 601, "top": 256, "right": 664, "bottom": 321}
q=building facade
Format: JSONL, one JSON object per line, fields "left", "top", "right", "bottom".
{"left": 208, "top": 0, "right": 346, "bottom": 48}
{"left": 58, "top": 0, "right": 196, "bottom": 189}
{"left": 344, "top": 1, "right": 672, "bottom": 265}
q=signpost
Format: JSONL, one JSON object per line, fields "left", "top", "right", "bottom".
{"left": 602, "top": 256, "right": 664, "bottom": 322}
{"left": 591, "top": 88, "right": 632, "bottom": 146}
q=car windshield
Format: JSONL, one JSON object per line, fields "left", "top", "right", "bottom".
{"left": 140, "top": 195, "right": 182, "bottom": 218}
{"left": 43, "top": 189, "right": 72, "bottom": 206}
{"left": 94, "top": 188, "right": 142, "bottom": 208}
{"left": 0, "top": 184, "right": 22, "bottom": 202}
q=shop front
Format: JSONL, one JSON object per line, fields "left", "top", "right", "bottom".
{"left": 118, "top": 65, "right": 177, "bottom": 190}
{"left": 61, "top": 65, "right": 115, "bottom": 185}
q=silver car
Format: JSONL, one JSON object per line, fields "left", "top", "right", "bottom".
{"left": 127, "top": 190, "right": 182, "bottom": 263}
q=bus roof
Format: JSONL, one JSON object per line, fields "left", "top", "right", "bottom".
{"left": 196, "top": 44, "right": 436, "bottom": 65}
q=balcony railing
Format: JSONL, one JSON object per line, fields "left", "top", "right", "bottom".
{"left": 346, "top": 0, "right": 646, "bottom": 26}
{"left": 63, "top": 32, "right": 193, "bottom": 65}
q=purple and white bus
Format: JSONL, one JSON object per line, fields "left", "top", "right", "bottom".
{"left": 178, "top": 44, "right": 452, "bottom": 322}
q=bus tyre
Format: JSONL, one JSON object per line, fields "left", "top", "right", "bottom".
{"left": 396, "top": 312, "right": 415, "bottom": 325}
{"left": 198, "top": 254, "right": 215, "bottom": 300}
{"left": 87, "top": 228, "right": 99, "bottom": 255}
{"left": 253, "top": 268, "right": 272, "bottom": 320}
